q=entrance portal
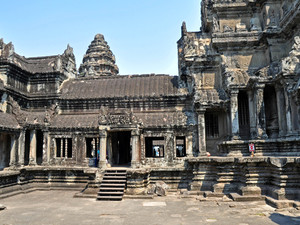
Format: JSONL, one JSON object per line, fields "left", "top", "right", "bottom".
{"left": 110, "top": 131, "right": 131, "bottom": 166}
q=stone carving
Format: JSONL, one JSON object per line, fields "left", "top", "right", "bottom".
{"left": 250, "top": 17, "right": 262, "bottom": 31}
{"left": 235, "top": 22, "right": 247, "bottom": 32}
{"left": 183, "top": 35, "right": 199, "bottom": 57}
{"left": 213, "top": 16, "right": 219, "bottom": 32}
{"left": 7, "top": 96, "right": 26, "bottom": 125}
{"left": 282, "top": 36, "right": 300, "bottom": 76}
{"left": 98, "top": 107, "right": 140, "bottom": 125}
{"left": 223, "top": 25, "right": 233, "bottom": 33}
{"left": 0, "top": 41, "right": 14, "bottom": 60}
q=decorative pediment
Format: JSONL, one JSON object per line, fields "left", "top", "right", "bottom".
{"left": 98, "top": 107, "right": 140, "bottom": 126}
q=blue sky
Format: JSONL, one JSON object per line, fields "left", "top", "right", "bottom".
{"left": 0, "top": 0, "right": 201, "bottom": 75}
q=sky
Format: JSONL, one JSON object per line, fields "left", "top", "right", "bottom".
{"left": 0, "top": 0, "right": 201, "bottom": 75}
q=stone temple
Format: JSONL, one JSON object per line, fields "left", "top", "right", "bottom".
{"left": 0, "top": 0, "right": 300, "bottom": 207}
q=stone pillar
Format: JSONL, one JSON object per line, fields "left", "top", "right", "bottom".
{"left": 18, "top": 130, "right": 25, "bottom": 166}
{"left": 186, "top": 133, "right": 193, "bottom": 157}
{"left": 230, "top": 90, "right": 240, "bottom": 140}
{"left": 283, "top": 86, "right": 293, "bottom": 135}
{"left": 60, "top": 138, "right": 64, "bottom": 158}
{"left": 9, "top": 134, "right": 17, "bottom": 167}
{"left": 98, "top": 130, "right": 107, "bottom": 169}
{"left": 197, "top": 110, "right": 206, "bottom": 156}
{"left": 131, "top": 129, "right": 140, "bottom": 168}
{"left": 275, "top": 85, "right": 287, "bottom": 136}
{"left": 65, "top": 138, "right": 68, "bottom": 158}
{"left": 247, "top": 90, "right": 256, "bottom": 139}
{"left": 254, "top": 85, "right": 267, "bottom": 139}
{"left": 29, "top": 130, "right": 37, "bottom": 165}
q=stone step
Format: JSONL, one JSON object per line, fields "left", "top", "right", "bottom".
{"left": 100, "top": 183, "right": 126, "bottom": 187}
{"left": 265, "top": 196, "right": 295, "bottom": 209}
{"left": 99, "top": 187, "right": 125, "bottom": 191}
{"left": 229, "top": 193, "right": 265, "bottom": 202}
{"left": 103, "top": 176, "right": 127, "bottom": 179}
{"left": 105, "top": 173, "right": 127, "bottom": 176}
{"left": 204, "top": 191, "right": 225, "bottom": 198}
{"left": 97, "top": 195, "right": 123, "bottom": 201}
{"left": 98, "top": 191, "right": 124, "bottom": 195}
{"left": 101, "top": 179, "right": 126, "bottom": 183}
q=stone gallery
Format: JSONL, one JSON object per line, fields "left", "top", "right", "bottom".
{"left": 0, "top": 0, "right": 300, "bottom": 206}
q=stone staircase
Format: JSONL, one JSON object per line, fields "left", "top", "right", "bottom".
{"left": 97, "top": 169, "right": 127, "bottom": 201}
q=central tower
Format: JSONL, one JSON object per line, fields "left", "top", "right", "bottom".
{"left": 79, "top": 34, "right": 119, "bottom": 77}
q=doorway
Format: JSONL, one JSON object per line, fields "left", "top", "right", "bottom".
{"left": 110, "top": 131, "right": 131, "bottom": 166}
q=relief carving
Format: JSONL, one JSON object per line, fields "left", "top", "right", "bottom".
{"left": 98, "top": 107, "right": 140, "bottom": 125}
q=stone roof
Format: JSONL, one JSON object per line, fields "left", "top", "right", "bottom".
{"left": 50, "top": 114, "right": 98, "bottom": 129}
{"left": 0, "top": 112, "right": 19, "bottom": 130}
{"left": 60, "top": 75, "right": 186, "bottom": 100}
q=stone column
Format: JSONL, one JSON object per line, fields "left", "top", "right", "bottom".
{"left": 131, "top": 129, "right": 140, "bottom": 168}
{"left": 247, "top": 90, "right": 256, "bottom": 139}
{"left": 18, "top": 130, "right": 25, "bottom": 166}
{"left": 283, "top": 86, "right": 293, "bottom": 135}
{"left": 29, "top": 130, "right": 37, "bottom": 165}
{"left": 275, "top": 85, "right": 287, "bottom": 136}
{"left": 98, "top": 130, "right": 107, "bottom": 169}
{"left": 254, "top": 85, "right": 267, "bottom": 139}
{"left": 186, "top": 133, "right": 193, "bottom": 157}
{"left": 197, "top": 110, "right": 206, "bottom": 156}
{"left": 9, "top": 134, "right": 17, "bottom": 167}
{"left": 230, "top": 90, "right": 240, "bottom": 140}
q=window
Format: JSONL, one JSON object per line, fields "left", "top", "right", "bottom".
{"left": 86, "top": 138, "right": 99, "bottom": 158}
{"left": 176, "top": 136, "right": 186, "bottom": 157}
{"left": 56, "top": 138, "right": 72, "bottom": 158}
{"left": 145, "top": 137, "right": 164, "bottom": 158}
{"left": 205, "top": 113, "right": 219, "bottom": 138}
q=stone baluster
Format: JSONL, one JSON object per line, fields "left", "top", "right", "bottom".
{"left": 98, "top": 130, "right": 107, "bottom": 169}
{"left": 197, "top": 110, "right": 206, "bottom": 156}
{"left": 29, "top": 130, "right": 37, "bottom": 165}
{"left": 230, "top": 90, "right": 240, "bottom": 140}
{"left": 254, "top": 85, "right": 267, "bottom": 139}
{"left": 131, "top": 129, "right": 140, "bottom": 168}
{"left": 283, "top": 85, "right": 293, "bottom": 135}
{"left": 9, "top": 134, "right": 17, "bottom": 167}
{"left": 60, "top": 138, "right": 64, "bottom": 158}
{"left": 65, "top": 138, "right": 68, "bottom": 158}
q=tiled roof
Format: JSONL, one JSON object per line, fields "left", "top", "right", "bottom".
{"left": 50, "top": 114, "right": 99, "bottom": 129}
{"left": 60, "top": 75, "right": 186, "bottom": 99}
{"left": 12, "top": 54, "right": 59, "bottom": 74}
{"left": 0, "top": 112, "right": 19, "bottom": 130}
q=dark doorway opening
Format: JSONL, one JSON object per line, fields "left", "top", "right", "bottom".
{"left": 24, "top": 130, "right": 30, "bottom": 165}
{"left": 110, "top": 131, "right": 131, "bottom": 166}
{"left": 264, "top": 85, "right": 279, "bottom": 138}
{"left": 238, "top": 91, "right": 250, "bottom": 139}
{"left": 36, "top": 130, "right": 43, "bottom": 165}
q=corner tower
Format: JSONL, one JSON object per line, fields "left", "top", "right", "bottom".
{"left": 79, "top": 34, "right": 119, "bottom": 77}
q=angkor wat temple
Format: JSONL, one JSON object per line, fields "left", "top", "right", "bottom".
{"left": 1, "top": 0, "right": 300, "bottom": 207}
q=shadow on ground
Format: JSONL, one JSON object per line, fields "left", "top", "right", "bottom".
{"left": 269, "top": 213, "right": 300, "bottom": 225}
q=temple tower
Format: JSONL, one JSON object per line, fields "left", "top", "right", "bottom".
{"left": 79, "top": 34, "right": 119, "bottom": 77}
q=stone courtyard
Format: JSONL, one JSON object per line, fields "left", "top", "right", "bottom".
{"left": 0, "top": 190, "right": 300, "bottom": 225}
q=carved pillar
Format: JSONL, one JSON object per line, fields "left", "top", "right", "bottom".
{"left": 29, "top": 130, "right": 37, "bottom": 165}
{"left": 247, "top": 90, "right": 256, "bottom": 139}
{"left": 254, "top": 85, "right": 267, "bottom": 139}
{"left": 9, "top": 134, "right": 17, "bottom": 167}
{"left": 60, "top": 138, "right": 64, "bottom": 158}
{"left": 230, "top": 90, "right": 240, "bottom": 140}
{"left": 197, "top": 110, "right": 206, "bottom": 156}
{"left": 131, "top": 129, "right": 140, "bottom": 168}
{"left": 98, "top": 130, "right": 107, "bottom": 169}
{"left": 275, "top": 85, "right": 287, "bottom": 136}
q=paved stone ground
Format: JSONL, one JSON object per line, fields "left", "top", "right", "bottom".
{"left": 0, "top": 191, "right": 300, "bottom": 225}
